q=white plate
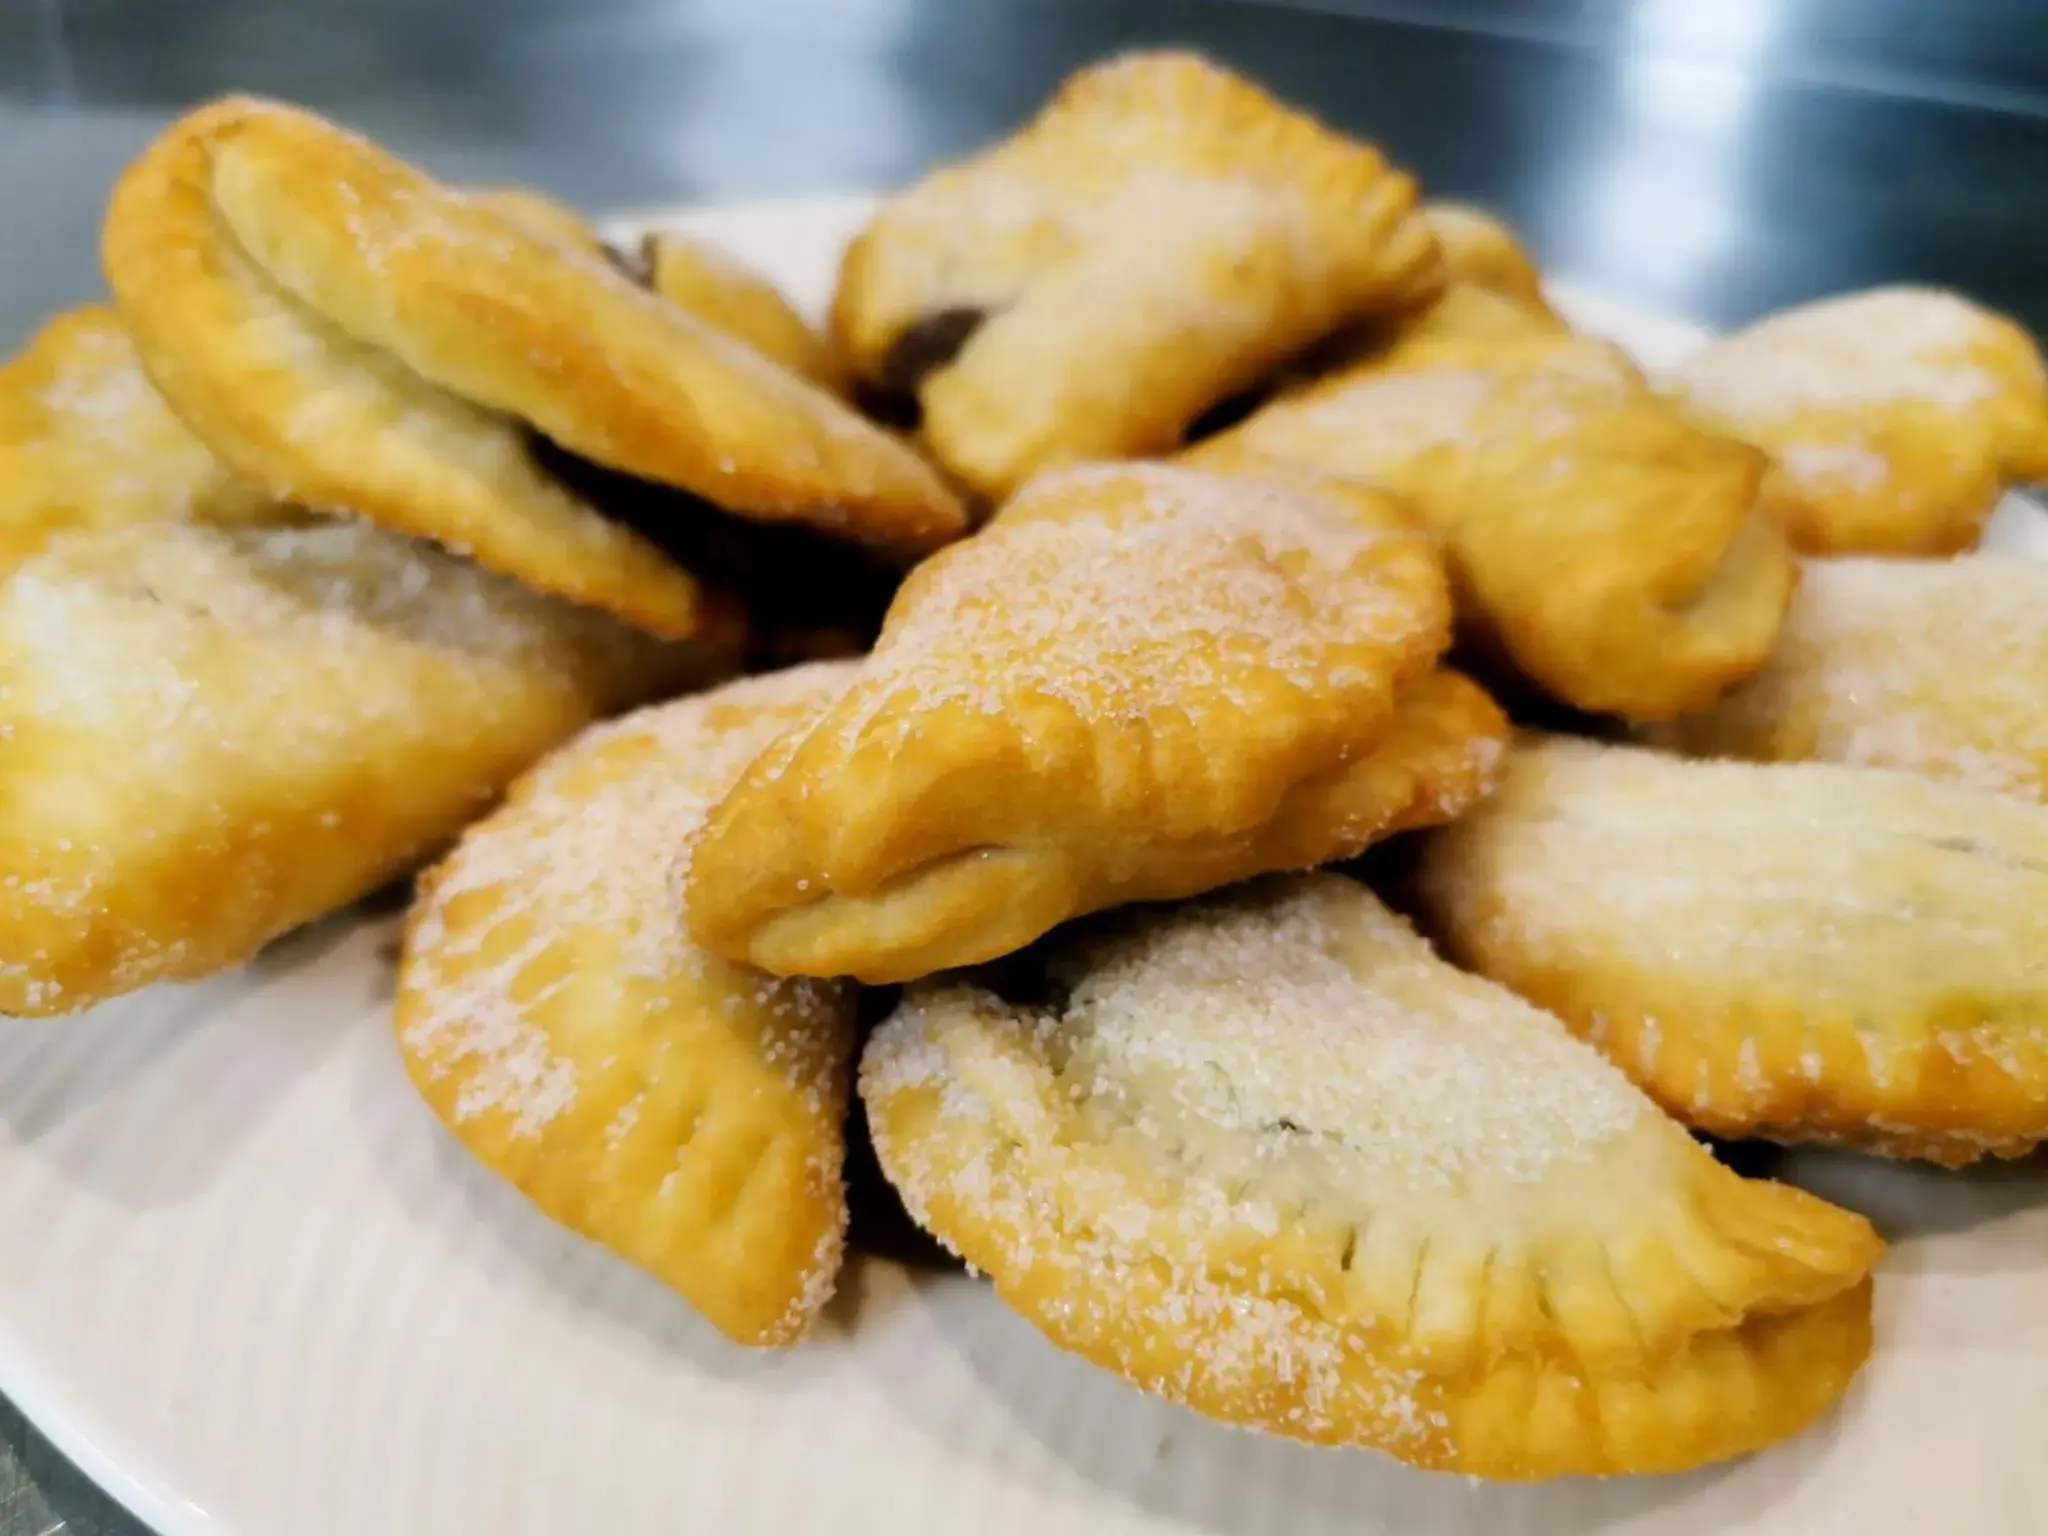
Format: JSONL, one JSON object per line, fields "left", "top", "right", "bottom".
{"left": 3, "top": 195, "right": 2046, "bottom": 1536}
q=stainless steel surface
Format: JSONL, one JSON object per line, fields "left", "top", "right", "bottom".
{"left": 2, "top": 1, "right": 2045, "bottom": 1529}
{"left": 1, "top": 1399, "right": 127, "bottom": 1536}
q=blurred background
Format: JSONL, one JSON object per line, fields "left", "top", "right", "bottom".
{"left": 3, "top": 0, "right": 2048, "bottom": 353}
{"left": 0, "top": 0, "right": 2044, "bottom": 1530}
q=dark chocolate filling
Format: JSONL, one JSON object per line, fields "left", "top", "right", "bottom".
{"left": 526, "top": 434, "right": 904, "bottom": 655}
{"left": 1698, "top": 1135, "right": 1787, "bottom": 1180}
{"left": 598, "top": 235, "right": 654, "bottom": 288}
{"left": 858, "top": 306, "right": 988, "bottom": 430}
{"left": 1182, "top": 384, "right": 1272, "bottom": 444}
{"left": 1178, "top": 325, "right": 1376, "bottom": 450}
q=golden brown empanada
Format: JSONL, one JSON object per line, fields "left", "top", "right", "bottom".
{"left": 0, "top": 305, "right": 271, "bottom": 564}
{"left": 1647, "top": 555, "right": 2048, "bottom": 801}
{"left": 102, "top": 97, "right": 965, "bottom": 639}
{"left": 0, "top": 517, "right": 693, "bottom": 1017}
{"left": 463, "top": 184, "right": 606, "bottom": 254}
{"left": 1420, "top": 202, "right": 1554, "bottom": 315}
{"left": 1185, "top": 327, "right": 1797, "bottom": 721}
{"left": 463, "top": 189, "right": 844, "bottom": 394}
{"left": 1416, "top": 735, "right": 2048, "bottom": 1165}
{"left": 398, "top": 663, "right": 859, "bottom": 1345}
{"left": 862, "top": 873, "right": 1880, "bottom": 1478}
{"left": 1669, "top": 287, "right": 2048, "bottom": 556}
{"left": 687, "top": 463, "right": 1502, "bottom": 982}
{"left": 831, "top": 51, "right": 1441, "bottom": 502}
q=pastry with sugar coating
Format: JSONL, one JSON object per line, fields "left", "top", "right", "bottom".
{"left": 1416, "top": 735, "right": 2048, "bottom": 1165}
{"left": 0, "top": 305, "right": 270, "bottom": 565}
{"left": 831, "top": 51, "right": 1442, "bottom": 501}
{"left": 472, "top": 189, "right": 845, "bottom": 393}
{"left": 1668, "top": 287, "right": 2048, "bottom": 556}
{"left": 1185, "top": 328, "right": 1797, "bottom": 721}
{"left": 398, "top": 664, "right": 860, "bottom": 1346}
{"left": 0, "top": 517, "right": 692, "bottom": 1017}
{"left": 861, "top": 872, "right": 1881, "bottom": 1478}
{"left": 103, "top": 97, "right": 964, "bottom": 639}
{"left": 1376, "top": 281, "right": 1563, "bottom": 349}
{"left": 1647, "top": 554, "right": 2048, "bottom": 801}
{"left": 634, "top": 233, "right": 844, "bottom": 392}
{"left": 686, "top": 462, "right": 1504, "bottom": 982}
{"left": 463, "top": 184, "right": 606, "bottom": 255}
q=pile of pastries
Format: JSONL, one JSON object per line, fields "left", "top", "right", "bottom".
{"left": 4, "top": 51, "right": 2047, "bottom": 1483}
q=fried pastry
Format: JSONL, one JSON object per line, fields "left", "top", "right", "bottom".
{"left": 862, "top": 873, "right": 1880, "bottom": 1478}
{"left": 465, "top": 191, "right": 844, "bottom": 393}
{"left": 1379, "top": 282, "right": 1565, "bottom": 348}
{"left": 102, "top": 97, "right": 965, "bottom": 639}
{"left": 1420, "top": 202, "right": 1553, "bottom": 315}
{"left": 0, "top": 517, "right": 691, "bottom": 1017}
{"left": 687, "top": 463, "right": 1503, "bottom": 982}
{"left": 1669, "top": 287, "right": 2048, "bottom": 556}
{"left": 631, "top": 232, "right": 844, "bottom": 392}
{"left": 1648, "top": 555, "right": 2048, "bottom": 801}
{"left": 1416, "top": 736, "right": 2048, "bottom": 1165}
{"left": 0, "top": 305, "right": 271, "bottom": 564}
{"left": 1185, "top": 327, "right": 1797, "bottom": 720}
{"left": 830, "top": 51, "right": 1442, "bottom": 501}
{"left": 398, "top": 663, "right": 859, "bottom": 1345}
{"left": 460, "top": 190, "right": 846, "bottom": 391}
{"left": 463, "top": 185, "right": 606, "bottom": 255}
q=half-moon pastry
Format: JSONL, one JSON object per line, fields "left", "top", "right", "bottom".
{"left": 0, "top": 517, "right": 692, "bottom": 1017}
{"left": 102, "top": 96, "right": 965, "bottom": 638}
{"left": 398, "top": 663, "right": 859, "bottom": 1346}
{"left": 1417, "top": 735, "right": 2048, "bottom": 1164}
{"left": 1185, "top": 327, "right": 1797, "bottom": 721}
{"left": 0, "top": 305, "right": 270, "bottom": 564}
{"left": 831, "top": 51, "right": 1442, "bottom": 501}
{"left": 1646, "top": 554, "right": 2048, "bottom": 801}
{"left": 1668, "top": 287, "right": 2048, "bottom": 556}
{"left": 687, "top": 462, "right": 1503, "bottom": 982}
{"left": 862, "top": 873, "right": 1881, "bottom": 1478}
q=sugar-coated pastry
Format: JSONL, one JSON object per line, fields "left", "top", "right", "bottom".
{"left": 1378, "top": 282, "right": 1565, "bottom": 348}
{"left": 1185, "top": 328, "right": 1797, "bottom": 721}
{"left": 1417, "top": 736, "right": 2048, "bottom": 1165}
{"left": 1317, "top": 281, "right": 1563, "bottom": 375}
{"left": 460, "top": 192, "right": 844, "bottom": 389}
{"left": 1421, "top": 203, "right": 1553, "bottom": 314}
{"left": 103, "top": 97, "right": 965, "bottom": 638}
{"left": 463, "top": 184, "right": 606, "bottom": 255}
{"left": 0, "top": 517, "right": 694, "bottom": 1017}
{"left": 1647, "top": 555, "right": 2048, "bottom": 801}
{"left": 861, "top": 873, "right": 1880, "bottom": 1478}
{"left": 831, "top": 51, "right": 1442, "bottom": 501}
{"left": 398, "top": 664, "right": 860, "bottom": 1346}
{"left": 687, "top": 463, "right": 1504, "bottom": 982}
{"left": 1668, "top": 287, "right": 2048, "bottom": 555}
{"left": 633, "top": 232, "right": 844, "bottom": 392}
{"left": 0, "top": 306, "right": 271, "bottom": 564}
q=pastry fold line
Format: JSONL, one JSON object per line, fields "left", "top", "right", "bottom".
{"left": 104, "top": 97, "right": 964, "bottom": 637}
{"left": 687, "top": 462, "right": 1501, "bottom": 982}
{"left": 1419, "top": 735, "right": 2048, "bottom": 1164}
{"left": 862, "top": 873, "right": 1880, "bottom": 1478}
{"left": 399, "top": 664, "right": 861, "bottom": 1345}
